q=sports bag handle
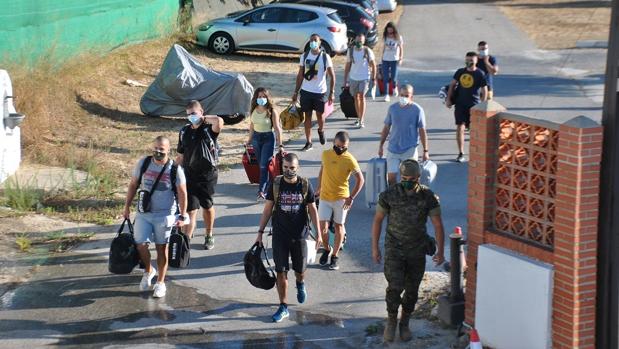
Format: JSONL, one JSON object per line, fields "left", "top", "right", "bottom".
{"left": 117, "top": 218, "right": 134, "bottom": 236}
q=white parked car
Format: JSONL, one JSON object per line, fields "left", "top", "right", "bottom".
{"left": 196, "top": 3, "right": 348, "bottom": 56}
{"left": 377, "top": 0, "right": 397, "bottom": 12}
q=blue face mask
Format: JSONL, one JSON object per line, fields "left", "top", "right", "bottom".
{"left": 309, "top": 41, "right": 319, "bottom": 50}
{"left": 256, "top": 97, "right": 267, "bottom": 106}
{"left": 187, "top": 113, "right": 201, "bottom": 125}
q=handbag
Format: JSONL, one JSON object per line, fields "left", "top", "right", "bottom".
{"left": 280, "top": 103, "right": 304, "bottom": 130}
{"left": 168, "top": 226, "right": 190, "bottom": 268}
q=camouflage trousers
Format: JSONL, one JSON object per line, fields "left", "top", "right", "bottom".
{"left": 384, "top": 246, "right": 426, "bottom": 315}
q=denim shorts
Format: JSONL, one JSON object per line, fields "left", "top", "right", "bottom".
{"left": 134, "top": 212, "right": 176, "bottom": 245}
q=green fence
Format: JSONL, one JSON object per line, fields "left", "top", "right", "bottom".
{"left": 0, "top": 0, "right": 179, "bottom": 65}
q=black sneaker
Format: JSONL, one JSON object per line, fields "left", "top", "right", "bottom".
{"left": 318, "top": 130, "right": 325, "bottom": 145}
{"left": 301, "top": 142, "right": 313, "bottom": 152}
{"left": 329, "top": 255, "right": 340, "bottom": 270}
{"left": 319, "top": 248, "right": 331, "bottom": 266}
{"left": 204, "top": 235, "right": 214, "bottom": 250}
{"left": 456, "top": 153, "right": 466, "bottom": 163}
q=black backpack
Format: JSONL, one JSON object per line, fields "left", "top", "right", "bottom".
{"left": 339, "top": 87, "right": 357, "bottom": 119}
{"left": 168, "top": 227, "right": 190, "bottom": 268}
{"left": 243, "top": 242, "right": 276, "bottom": 290}
{"left": 108, "top": 219, "right": 140, "bottom": 274}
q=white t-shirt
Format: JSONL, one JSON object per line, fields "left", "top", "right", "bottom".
{"left": 383, "top": 35, "right": 403, "bottom": 62}
{"left": 346, "top": 47, "right": 375, "bottom": 81}
{"left": 299, "top": 51, "right": 333, "bottom": 94}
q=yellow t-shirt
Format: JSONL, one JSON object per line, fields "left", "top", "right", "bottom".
{"left": 251, "top": 109, "right": 272, "bottom": 133}
{"left": 320, "top": 149, "right": 361, "bottom": 201}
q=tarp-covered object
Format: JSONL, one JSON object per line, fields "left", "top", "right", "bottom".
{"left": 140, "top": 44, "right": 254, "bottom": 117}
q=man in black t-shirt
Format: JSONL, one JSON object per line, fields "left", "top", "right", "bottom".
{"left": 476, "top": 41, "right": 499, "bottom": 100}
{"left": 177, "top": 100, "right": 224, "bottom": 250}
{"left": 255, "top": 153, "right": 321, "bottom": 323}
{"left": 446, "top": 51, "right": 488, "bottom": 163}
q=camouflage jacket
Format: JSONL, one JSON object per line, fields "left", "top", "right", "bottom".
{"left": 377, "top": 183, "right": 441, "bottom": 248}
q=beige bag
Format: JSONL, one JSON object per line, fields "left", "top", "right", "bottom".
{"left": 280, "top": 103, "right": 304, "bottom": 130}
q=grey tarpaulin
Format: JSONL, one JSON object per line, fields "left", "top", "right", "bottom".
{"left": 140, "top": 44, "right": 254, "bottom": 117}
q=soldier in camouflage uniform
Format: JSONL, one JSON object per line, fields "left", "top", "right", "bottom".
{"left": 371, "top": 159, "right": 445, "bottom": 342}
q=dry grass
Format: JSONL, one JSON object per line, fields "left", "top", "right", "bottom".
{"left": 498, "top": 0, "right": 611, "bottom": 49}
{"left": 9, "top": 7, "right": 403, "bottom": 208}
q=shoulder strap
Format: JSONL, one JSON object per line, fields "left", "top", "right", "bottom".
{"left": 348, "top": 48, "right": 354, "bottom": 64}
{"left": 148, "top": 159, "right": 169, "bottom": 194}
{"left": 137, "top": 156, "right": 152, "bottom": 188}
{"left": 272, "top": 175, "right": 283, "bottom": 214}
{"left": 170, "top": 162, "right": 178, "bottom": 197}
{"left": 364, "top": 47, "right": 370, "bottom": 63}
{"left": 322, "top": 50, "right": 327, "bottom": 72}
{"left": 301, "top": 177, "right": 309, "bottom": 201}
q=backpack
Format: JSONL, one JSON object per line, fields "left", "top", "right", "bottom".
{"left": 243, "top": 242, "right": 276, "bottom": 290}
{"left": 108, "top": 218, "right": 140, "bottom": 274}
{"left": 168, "top": 226, "right": 190, "bottom": 268}
{"left": 302, "top": 50, "right": 328, "bottom": 80}
{"left": 348, "top": 47, "right": 371, "bottom": 65}
{"left": 179, "top": 123, "right": 219, "bottom": 170}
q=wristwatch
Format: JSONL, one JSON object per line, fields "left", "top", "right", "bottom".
{"left": 258, "top": 230, "right": 264, "bottom": 234}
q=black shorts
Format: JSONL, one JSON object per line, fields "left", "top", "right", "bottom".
{"left": 272, "top": 234, "right": 307, "bottom": 274}
{"left": 186, "top": 172, "right": 218, "bottom": 211}
{"left": 299, "top": 89, "right": 325, "bottom": 114}
{"left": 454, "top": 106, "right": 472, "bottom": 128}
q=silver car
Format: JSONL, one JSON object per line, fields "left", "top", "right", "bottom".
{"left": 196, "top": 3, "right": 348, "bottom": 56}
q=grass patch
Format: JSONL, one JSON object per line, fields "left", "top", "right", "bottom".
{"left": 40, "top": 198, "right": 123, "bottom": 225}
{"left": 38, "top": 231, "right": 96, "bottom": 253}
{"left": 15, "top": 234, "right": 32, "bottom": 252}
{"left": 3, "top": 177, "right": 43, "bottom": 211}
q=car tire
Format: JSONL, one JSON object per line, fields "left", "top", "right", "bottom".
{"left": 209, "top": 32, "right": 235, "bottom": 55}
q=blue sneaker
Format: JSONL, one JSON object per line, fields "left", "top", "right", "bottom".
{"left": 296, "top": 281, "right": 307, "bottom": 304}
{"left": 272, "top": 304, "right": 289, "bottom": 323}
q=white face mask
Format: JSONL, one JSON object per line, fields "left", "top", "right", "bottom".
{"left": 479, "top": 49, "right": 489, "bottom": 57}
{"left": 399, "top": 97, "right": 409, "bottom": 106}
{"left": 256, "top": 97, "right": 267, "bottom": 106}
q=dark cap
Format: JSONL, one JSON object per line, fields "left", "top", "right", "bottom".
{"left": 400, "top": 159, "right": 421, "bottom": 177}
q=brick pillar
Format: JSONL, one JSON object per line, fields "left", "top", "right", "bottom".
{"left": 552, "top": 116, "right": 603, "bottom": 348}
{"left": 465, "top": 101, "right": 506, "bottom": 325}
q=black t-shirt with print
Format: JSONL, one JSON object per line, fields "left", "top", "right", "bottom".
{"left": 453, "top": 68, "right": 487, "bottom": 108}
{"left": 266, "top": 178, "right": 315, "bottom": 240}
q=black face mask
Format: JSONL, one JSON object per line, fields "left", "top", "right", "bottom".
{"left": 333, "top": 146, "right": 347, "bottom": 155}
{"left": 153, "top": 151, "right": 166, "bottom": 161}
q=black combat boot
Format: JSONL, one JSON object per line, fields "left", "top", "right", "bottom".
{"left": 384, "top": 313, "right": 398, "bottom": 342}
{"left": 399, "top": 311, "right": 413, "bottom": 342}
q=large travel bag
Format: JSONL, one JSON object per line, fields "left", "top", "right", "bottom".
{"left": 242, "top": 145, "right": 260, "bottom": 184}
{"left": 339, "top": 87, "right": 357, "bottom": 119}
{"left": 108, "top": 218, "right": 140, "bottom": 274}
{"left": 365, "top": 157, "right": 388, "bottom": 208}
{"left": 268, "top": 151, "right": 287, "bottom": 180}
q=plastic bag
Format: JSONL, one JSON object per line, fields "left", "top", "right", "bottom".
{"left": 420, "top": 160, "right": 438, "bottom": 187}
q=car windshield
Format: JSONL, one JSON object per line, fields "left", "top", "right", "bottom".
{"left": 327, "top": 11, "right": 343, "bottom": 23}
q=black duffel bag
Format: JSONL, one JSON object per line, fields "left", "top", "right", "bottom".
{"left": 108, "top": 218, "right": 140, "bottom": 274}
{"left": 243, "top": 242, "right": 276, "bottom": 290}
{"left": 168, "top": 226, "right": 190, "bottom": 268}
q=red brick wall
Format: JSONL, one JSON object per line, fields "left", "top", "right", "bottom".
{"left": 465, "top": 102, "right": 603, "bottom": 348}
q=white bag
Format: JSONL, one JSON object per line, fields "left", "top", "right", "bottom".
{"left": 420, "top": 160, "right": 438, "bottom": 187}
{"left": 370, "top": 82, "right": 377, "bottom": 101}
{"left": 304, "top": 233, "right": 317, "bottom": 265}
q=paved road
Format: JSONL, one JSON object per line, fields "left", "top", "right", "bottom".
{"left": 0, "top": 1, "right": 606, "bottom": 348}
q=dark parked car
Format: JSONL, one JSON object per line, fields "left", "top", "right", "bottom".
{"left": 276, "top": 0, "right": 376, "bottom": 20}
{"left": 277, "top": 0, "right": 377, "bottom": 47}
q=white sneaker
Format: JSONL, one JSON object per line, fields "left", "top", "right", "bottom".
{"left": 359, "top": 122, "right": 365, "bottom": 129}
{"left": 153, "top": 282, "right": 167, "bottom": 298}
{"left": 384, "top": 95, "right": 390, "bottom": 102}
{"left": 353, "top": 120, "right": 360, "bottom": 126}
{"left": 139, "top": 268, "right": 157, "bottom": 291}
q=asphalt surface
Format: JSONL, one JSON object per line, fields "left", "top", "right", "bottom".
{"left": 0, "top": 0, "right": 606, "bottom": 348}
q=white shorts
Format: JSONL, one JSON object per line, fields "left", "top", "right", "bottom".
{"left": 134, "top": 213, "right": 175, "bottom": 245}
{"left": 386, "top": 147, "right": 419, "bottom": 174}
{"left": 318, "top": 199, "right": 348, "bottom": 225}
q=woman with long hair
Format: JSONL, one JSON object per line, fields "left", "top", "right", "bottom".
{"left": 380, "top": 22, "right": 404, "bottom": 102}
{"left": 246, "top": 87, "right": 284, "bottom": 200}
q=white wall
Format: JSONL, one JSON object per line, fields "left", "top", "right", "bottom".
{"left": 0, "top": 70, "right": 22, "bottom": 184}
{"left": 475, "top": 244, "right": 554, "bottom": 349}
